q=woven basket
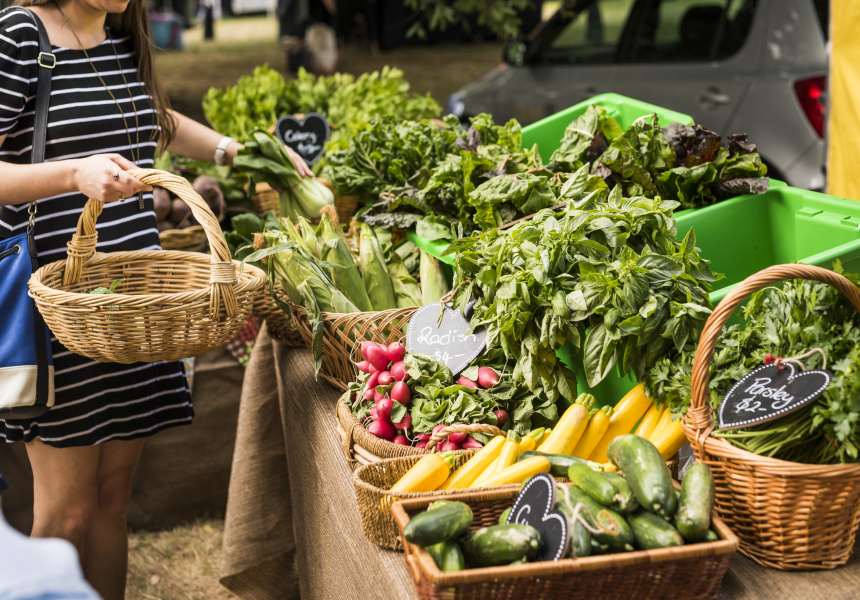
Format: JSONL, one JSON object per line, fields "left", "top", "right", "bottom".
{"left": 337, "top": 392, "right": 503, "bottom": 470}
{"left": 335, "top": 194, "right": 359, "bottom": 223}
{"left": 353, "top": 454, "right": 500, "bottom": 550}
{"left": 684, "top": 263, "right": 860, "bottom": 570}
{"left": 158, "top": 225, "right": 207, "bottom": 252}
{"left": 253, "top": 281, "right": 304, "bottom": 347}
{"left": 393, "top": 486, "right": 738, "bottom": 600}
{"left": 250, "top": 181, "right": 280, "bottom": 216}
{"left": 290, "top": 303, "right": 419, "bottom": 390}
{"left": 28, "top": 168, "right": 267, "bottom": 364}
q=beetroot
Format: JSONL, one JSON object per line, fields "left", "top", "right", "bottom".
{"left": 390, "top": 361, "right": 408, "bottom": 382}
{"left": 367, "top": 420, "right": 395, "bottom": 440}
{"left": 457, "top": 376, "right": 478, "bottom": 390}
{"left": 447, "top": 425, "right": 467, "bottom": 444}
{"left": 390, "top": 381, "right": 411, "bottom": 405}
{"left": 494, "top": 409, "right": 508, "bottom": 428}
{"left": 415, "top": 441, "right": 428, "bottom": 449}
{"left": 153, "top": 187, "right": 171, "bottom": 222}
{"left": 438, "top": 441, "right": 461, "bottom": 452}
{"left": 477, "top": 366, "right": 501, "bottom": 389}
{"left": 356, "top": 360, "right": 372, "bottom": 374}
{"left": 462, "top": 436, "right": 483, "bottom": 449}
{"left": 393, "top": 413, "right": 412, "bottom": 430}
{"left": 169, "top": 198, "right": 194, "bottom": 228}
{"left": 391, "top": 435, "right": 409, "bottom": 446}
{"left": 416, "top": 433, "right": 432, "bottom": 442}
{"left": 376, "top": 397, "right": 393, "bottom": 421}
{"left": 365, "top": 344, "right": 391, "bottom": 372}
{"left": 385, "top": 341, "right": 406, "bottom": 363}
{"left": 377, "top": 371, "right": 394, "bottom": 386}
{"left": 192, "top": 175, "right": 225, "bottom": 221}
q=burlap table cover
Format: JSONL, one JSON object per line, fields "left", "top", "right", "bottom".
{"left": 219, "top": 325, "right": 860, "bottom": 600}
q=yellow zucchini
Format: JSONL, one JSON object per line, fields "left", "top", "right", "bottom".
{"left": 438, "top": 436, "right": 505, "bottom": 490}
{"left": 535, "top": 428, "right": 552, "bottom": 450}
{"left": 650, "top": 416, "right": 687, "bottom": 460}
{"left": 390, "top": 453, "right": 458, "bottom": 493}
{"left": 634, "top": 404, "right": 662, "bottom": 439}
{"left": 589, "top": 384, "right": 654, "bottom": 463}
{"left": 572, "top": 405, "right": 611, "bottom": 459}
{"left": 538, "top": 394, "right": 595, "bottom": 455}
{"left": 479, "top": 456, "right": 551, "bottom": 487}
{"left": 519, "top": 427, "right": 545, "bottom": 453}
{"left": 471, "top": 431, "right": 521, "bottom": 488}
{"left": 650, "top": 406, "right": 673, "bottom": 441}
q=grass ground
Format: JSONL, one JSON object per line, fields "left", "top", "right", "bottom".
{"left": 130, "top": 16, "right": 502, "bottom": 600}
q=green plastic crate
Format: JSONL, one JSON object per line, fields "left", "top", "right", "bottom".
{"left": 521, "top": 93, "right": 694, "bottom": 164}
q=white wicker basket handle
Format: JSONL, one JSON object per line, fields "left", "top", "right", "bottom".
{"left": 61, "top": 168, "right": 239, "bottom": 321}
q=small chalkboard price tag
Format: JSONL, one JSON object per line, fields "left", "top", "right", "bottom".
{"left": 405, "top": 302, "right": 487, "bottom": 377}
{"left": 506, "top": 473, "right": 570, "bottom": 562}
{"left": 275, "top": 112, "right": 330, "bottom": 166}
{"left": 718, "top": 363, "right": 833, "bottom": 431}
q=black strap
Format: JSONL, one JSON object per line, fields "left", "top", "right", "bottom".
{"left": 29, "top": 10, "right": 54, "bottom": 166}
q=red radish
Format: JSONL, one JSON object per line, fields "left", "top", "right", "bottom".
{"left": 448, "top": 424, "right": 467, "bottom": 444}
{"left": 365, "top": 344, "right": 391, "bottom": 372}
{"left": 457, "top": 376, "right": 478, "bottom": 390}
{"left": 369, "top": 406, "right": 379, "bottom": 421}
{"left": 365, "top": 371, "right": 380, "bottom": 391}
{"left": 376, "top": 397, "right": 393, "bottom": 421}
{"left": 393, "top": 413, "right": 412, "bottom": 430}
{"left": 390, "top": 381, "right": 411, "bottom": 405}
{"left": 416, "top": 433, "right": 431, "bottom": 442}
{"left": 416, "top": 441, "right": 428, "bottom": 449}
{"left": 360, "top": 340, "right": 376, "bottom": 359}
{"left": 386, "top": 341, "right": 406, "bottom": 363}
{"left": 462, "top": 436, "right": 483, "bottom": 449}
{"left": 432, "top": 424, "right": 446, "bottom": 437}
{"left": 374, "top": 391, "right": 384, "bottom": 403}
{"left": 494, "top": 409, "right": 508, "bottom": 428}
{"left": 356, "top": 360, "right": 372, "bottom": 374}
{"left": 477, "top": 367, "right": 501, "bottom": 389}
{"left": 392, "top": 435, "right": 409, "bottom": 446}
{"left": 362, "top": 387, "right": 375, "bottom": 401}
{"left": 390, "top": 361, "right": 408, "bottom": 382}
{"left": 377, "top": 371, "right": 394, "bottom": 386}
{"left": 368, "top": 362, "right": 380, "bottom": 374}
{"left": 438, "top": 441, "right": 461, "bottom": 451}
{"left": 367, "top": 420, "right": 395, "bottom": 440}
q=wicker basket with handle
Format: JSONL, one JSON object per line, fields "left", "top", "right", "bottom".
{"left": 392, "top": 486, "right": 738, "bottom": 600}
{"left": 337, "top": 392, "right": 503, "bottom": 470}
{"left": 684, "top": 263, "right": 860, "bottom": 570}
{"left": 158, "top": 225, "right": 207, "bottom": 252}
{"left": 253, "top": 281, "right": 304, "bottom": 346}
{"left": 28, "top": 168, "right": 266, "bottom": 364}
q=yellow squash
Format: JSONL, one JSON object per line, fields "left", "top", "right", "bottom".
{"left": 633, "top": 404, "right": 662, "bottom": 439}
{"left": 650, "top": 416, "right": 687, "bottom": 460}
{"left": 572, "top": 406, "right": 612, "bottom": 459}
{"left": 390, "top": 452, "right": 458, "bottom": 493}
{"left": 471, "top": 431, "right": 522, "bottom": 488}
{"left": 535, "top": 428, "right": 552, "bottom": 450}
{"left": 479, "top": 456, "right": 551, "bottom": 487}
{"left": 537, "top": 394, "right": 595, "bottom": 455}
{"left": 589, "top": 384, "right": 654, "bottom": 463}
{"left": 650, "top": 406, "right": 673, "bottom": 441}
{"left": 519, "top": 428, "right": 545, "bottom": 453}
{"left": 437, "top": 436, "right": 505, "bottom": 490}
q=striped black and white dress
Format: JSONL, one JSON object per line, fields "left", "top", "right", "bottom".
{"left": 0, "top": 7, "right": 193, "bottom": 447}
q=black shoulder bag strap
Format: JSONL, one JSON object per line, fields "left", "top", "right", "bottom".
{"left": 28, "top": 9, "right": 55, "bottom": 410}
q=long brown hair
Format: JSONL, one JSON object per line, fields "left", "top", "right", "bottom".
{"left": 15, "top": 0, "right": 177, "bottom": 147}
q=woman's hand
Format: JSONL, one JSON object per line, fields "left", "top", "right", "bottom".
{"left": 71, "top": 154, "right": 152, "bottom": 203}
{"left": 284, "top": 145, "right": 313, "bottom": 178}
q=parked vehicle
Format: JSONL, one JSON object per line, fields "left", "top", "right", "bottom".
{"left": 448, "top": 0, "right": 829, "bottom": 190}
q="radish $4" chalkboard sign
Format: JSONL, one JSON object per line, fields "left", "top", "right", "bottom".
{"left": 405, "top": 302, "right": 487, "bottom": 377}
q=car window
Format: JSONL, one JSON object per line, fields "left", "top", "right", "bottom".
{"left": 541, "top": 0, "right": 637, "bottom": 64}
{"left": 628, "top": 0, "right": 758, "bottom": 62}
{"left": 812, "top": 0, "right": 829, "bottom": 41}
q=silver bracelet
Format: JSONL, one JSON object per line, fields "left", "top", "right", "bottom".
{"left": 214, "top": 136, "right": 235, "bottom": 166}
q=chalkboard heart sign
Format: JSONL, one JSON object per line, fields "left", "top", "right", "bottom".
{"left": 405, "top": 302, "right": 487, "bottom": 377}
{"left": 718, "top": 363, "right": 833, "bottom": 431}
{"left": 275, "top": 112, "right": 330, "bottom": 166}
{"left": 506, "top": 473, "right": 570, "bottom": 562}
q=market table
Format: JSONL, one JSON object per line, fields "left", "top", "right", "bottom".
{"left": 219, "top": 324, "right": 860, "bottom": 600}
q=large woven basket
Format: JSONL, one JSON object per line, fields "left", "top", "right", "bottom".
{"left": 158, "top": 225, "right": 207, "bottom": 252}
{"left": 337, "top": 392, "right": 502, "bottom": 470}
{"left": 290, "top": 303, "right": 419, "bottom": 390}
{"left": 353, "top": 454, "right": 496, "bottom": 550}
{"left": 253, "top": 281, "right": 304, "bottom": 347}
{"left": 29, "top": 168, "right": 267, "bottom": 364}
{"left": 684, "top": 263, "right": 860, "bottom": 570}
{"left": 393, "top": 486, "right": 738, "bottom": 600}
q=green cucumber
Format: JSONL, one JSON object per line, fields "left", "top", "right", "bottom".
{"left": 462, "top": 524, "right": 542, "bottom": 567}
{"left": 498, "top": 507, "right": 512, "bottom": 526}
{"left": 627, "top": 511, "right": 684, "bottom": 550}
{"left": 429, "top": 500, "right": 457, "bottom": 511}
{"left": 676, "top": 463, "right": 715, "bottom": 542}
{"left": 568, "top": 464, "right": 617, "bottom": 508}
{"left": 426, "top": 541, "right": 465, "bottom": 572}
{"left": 518, "top": 451, "right": 603, "bottom": 478}
{"left": 560, "top": 485, "right": 634, "bottom": 552}
{"left": 659, "top": 485, "right": 679, "bottom": 520}
{"left": 553, "top": 489, "right": 592, "bottom": 558}
{"left": 607, "top": 435, "right": 673, "bottom": 517}
{"left": 603, "top": 472, "right": 639, "bottom": 514}
{"left": 702, "top": 529, "right": 719, "bottom": 543}
{"left": 509, "top": 557, "right": 527, "bottom": 565}
{"left": 404, "top": 502, "right": 473, "bottom": 547}
{"left": 590, "top": 538, "right": 609, "bottom": 555}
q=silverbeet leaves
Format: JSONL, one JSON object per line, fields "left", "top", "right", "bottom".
{"left": 449, "top": 173, "right": 720, "bottom": 397}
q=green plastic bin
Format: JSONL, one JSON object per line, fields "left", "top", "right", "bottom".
{"left": 521, "top": 93, "right": 694, "bottom": 164}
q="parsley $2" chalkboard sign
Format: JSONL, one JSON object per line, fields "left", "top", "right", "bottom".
{"left": 405, "top": 302, "right": 487, "bottom": 377}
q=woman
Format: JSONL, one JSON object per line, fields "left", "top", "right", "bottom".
{"left": 0, "top": 1, "right": 310, "bottom": 598}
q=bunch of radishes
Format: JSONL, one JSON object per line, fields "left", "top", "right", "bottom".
{"left": 356, "top": 340, "right": 412, "bottom": 445}
{"left": 457, "top": 367, "right": 509, "bottom": 431}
